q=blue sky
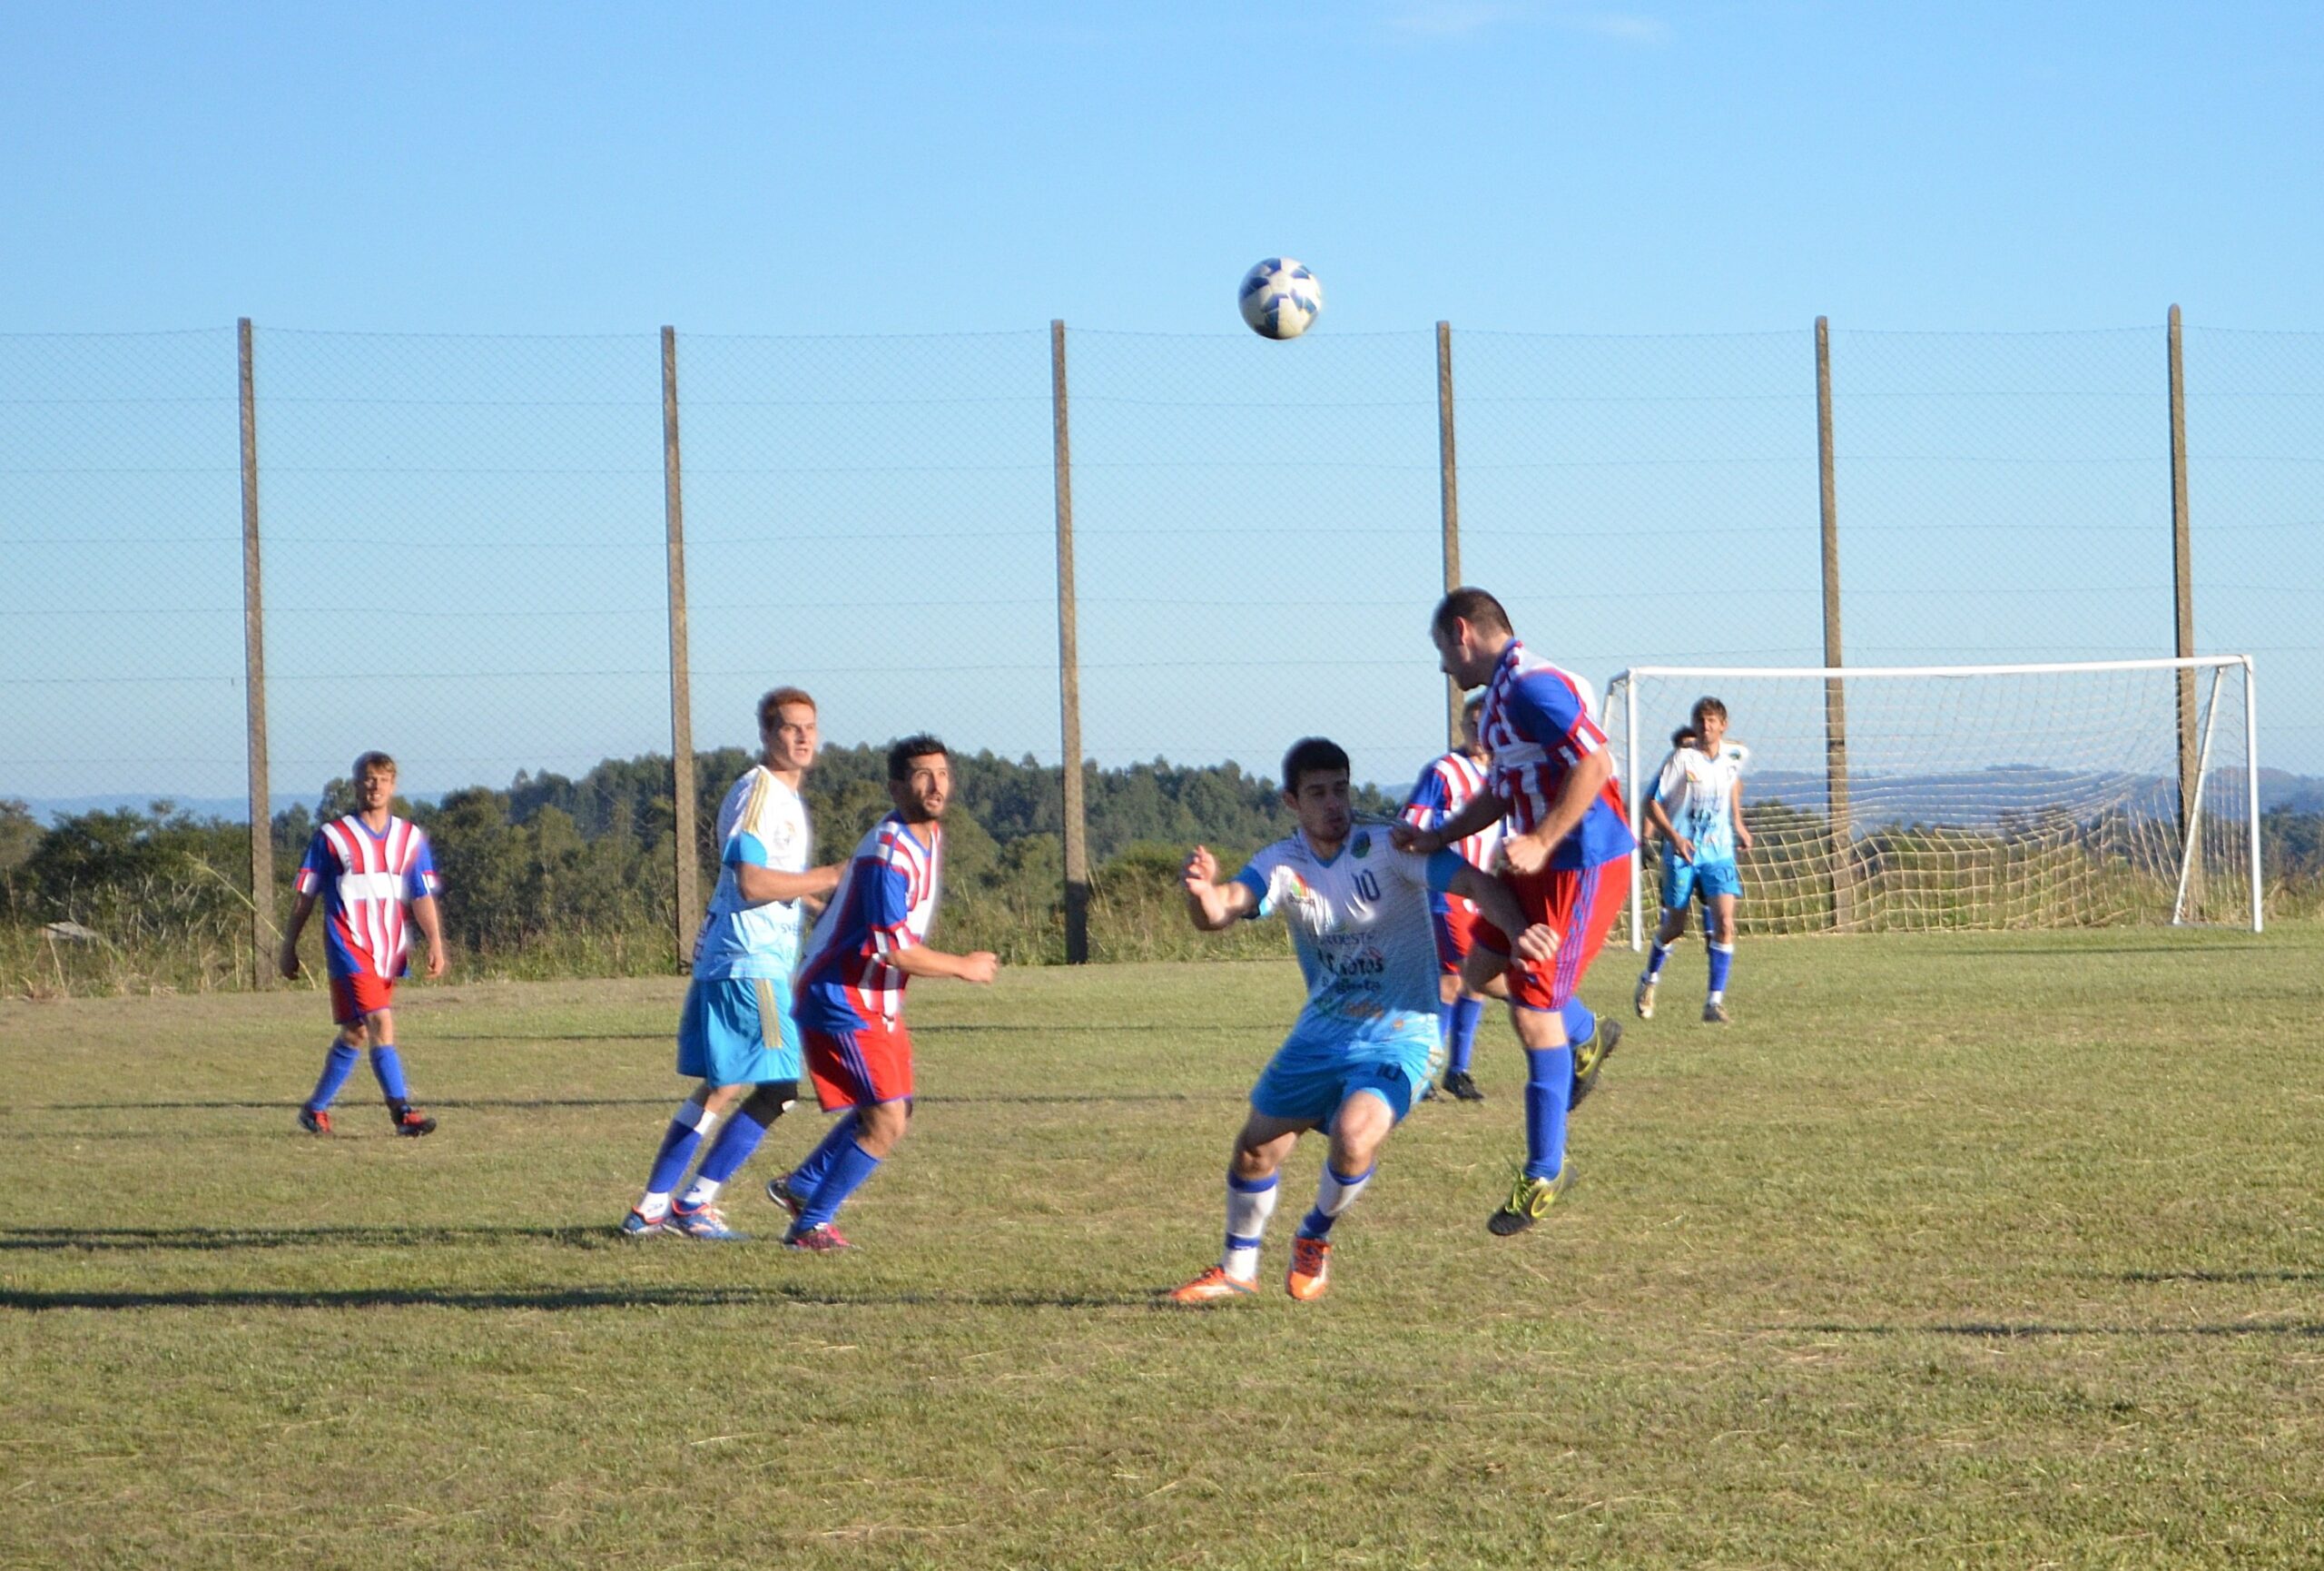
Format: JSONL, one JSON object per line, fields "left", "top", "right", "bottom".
{"left": 4, "top": 3, "right": 2320, "bottom": 804}
{"left": 7, "top": 2, "right": 2320, "bottom": 334}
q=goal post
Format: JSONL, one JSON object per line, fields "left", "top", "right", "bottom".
{"left": 1599, "top": 657, "right": 2261, "bottom": 946}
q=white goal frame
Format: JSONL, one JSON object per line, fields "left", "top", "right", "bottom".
{"left": 1600, "top": 655, "right": 2261, "bottom": 947}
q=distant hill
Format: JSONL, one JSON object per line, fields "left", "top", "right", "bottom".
{"left": 1744, "top": 767, "right": 2322, "bottom": 826}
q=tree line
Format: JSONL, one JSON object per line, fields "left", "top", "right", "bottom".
{"left": 5, "top": 748, "right": 2318, "bottom": 997}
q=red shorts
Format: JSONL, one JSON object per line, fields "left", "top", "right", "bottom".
{"left": 803, "top": 1014, "right": 914, "bottom": 1112}
{"left": 1472, "top": 858, "right": 1626, "bottom": 1013}
{"left": 328, "top": 972, "right": 396, "bottom": 1026}
{"left": 1431, "top": 897, "right": 1482, "bottom": 975}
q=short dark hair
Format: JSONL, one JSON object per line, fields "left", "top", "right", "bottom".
{"left": 1431, "top": 586, "right": 1511, "bottom": 639}
{"left": 758, "top": 687, "right": 817, "bottom": 729}
{"left": 888, "top": 734, "right": 950, "bottom": 781}
{"left": 1671, "top": 726, "right": 1699, "bottom": 749}
{"left": 1280, "top": 736, "right": 1351, "bottom": 794}
{"left": 1692, "top": 696, "right": 1728, "bottom": 726}
{"left": 351, "top": 750, "right": 398, "bottom": 779}
{"left": 1462, "top": 695, "right": 1485, "bottom": 721}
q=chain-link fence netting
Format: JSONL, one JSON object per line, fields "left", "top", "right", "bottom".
{"left": 1068, "top": 330, "right": 1443, "bottom": 801}
{"left": 1457, "top": 330, "right": 1824, "bottom": 688}
{"left": 5, "top": 316, "right": 2319, "bottom": 987}
{"left": 2184, "top": 328, "right": 2324, "bottom": 776}
{"left": 1829, "top": 327, "right": 2173, "bottom": 667}
{"left": 2, "top": 330, "right": 244, "bottom": 808}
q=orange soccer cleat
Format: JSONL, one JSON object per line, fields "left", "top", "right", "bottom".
{"left": 1285, "top": 1236, "right": 1333, "bottom": 1301}
{"left": 1167, "top": 1265, "right": 1257, "bottom": 1305}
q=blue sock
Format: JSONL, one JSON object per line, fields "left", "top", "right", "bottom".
{"left": 1561, "top": 1000, "right": 1597, "bottom": 1053}
{"left": 645, "top": 1103, "right": 715, "bottom": 1199}
{"left": 797, "top": 1137, "right": 882, "bottom": 1230}
{"left": 1436, "top": 1000, "right": 1457, "bottom": 1056}
{"left": 1450, "top": 997, "right": 1484, "bottom": 1073}
{"left": 1646, "top": 942, "right": 1671, "bottom": 980}
{"left": 1523, "top": 1045, "right": 1574, "bottom": 1181}
{"left": 787, "top": 1112, "right": 863, "bottom": 1210}
{"left": 1708, "top": 942, "right": 1735, "bottom": 998}
{"left": 368, "top": 1045, "right": 409, "bottom": 1103}
{"left": 692, "top": 1107, "right": 769, "bottom": 1187}
{"left": 308, "top": 1042, "right": 359, "bottom": 1111}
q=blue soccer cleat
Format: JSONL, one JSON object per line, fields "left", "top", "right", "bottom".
{"left": 620, "top": 1207, "right": 667, "bottom": 1239}
{"left": 667, "top": 1201, "right": 746, "bottom": 1242}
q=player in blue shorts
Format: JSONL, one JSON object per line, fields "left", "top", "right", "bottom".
{"left": 1637, "top": 697, "right": 1752, "bottom": 1024}
{"left": 620, "top": 687, "right": 841, "bottom": 1240}
{"left": 1167, "top": 737, "right": 1556, "bottom": 1304}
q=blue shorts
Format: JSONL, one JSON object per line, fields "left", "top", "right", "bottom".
{"left": 676, "top": 976, "right": 802, "bottom": 1086}
{"left": 1661, "top": 853, "right": 1742, "bottom": 910}
{"left": 1249, "top": 1013, "right": 1445, "bottom": 1127}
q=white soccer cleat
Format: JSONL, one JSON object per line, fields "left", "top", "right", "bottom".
{"left": 1634, "top": 975, "right": 1657, "bottom": 1020}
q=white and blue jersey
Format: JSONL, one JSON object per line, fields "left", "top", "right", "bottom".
{"left": 1656, "top": 743, "right": 1748, "bottom": 907}
{"left": 1231, "top": 823, "right": 1469, "bottom": 1123}
{"left": 692, "top": 766, "right": 813, "bottom": 982}
{"left": 1655, "top": 743, "right": 1748, "bottom": 865}
{"left": 679, "top": 765, "right": 813, "bottom": 1086}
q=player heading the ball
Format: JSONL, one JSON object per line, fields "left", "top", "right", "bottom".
{"left": 1393, "top": 588, "right": 1636, "bottom": 1236}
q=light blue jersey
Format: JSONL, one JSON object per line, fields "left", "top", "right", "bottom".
{"left": 1655, "top": 743, "right": 1748, "bottom": 865}
{"left": 1233, "top": 824, "right": 1467, "bottom": 1043}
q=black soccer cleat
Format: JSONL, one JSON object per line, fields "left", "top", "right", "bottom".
{"left": 1441, "top": 1069, "right": 1486, "bottom": 1102}
{"left": 390, "top": 1104, "right": 438, "bottom": 1138}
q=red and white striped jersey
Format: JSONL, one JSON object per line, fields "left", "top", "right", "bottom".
{"left": 794, "top": 813, "right": 944, "bottom": 1029}
{"left": 1476, "top": 641, "right": 1635, "bottom": 869}
{"left": 294, "top": 815, "right": 441, "bottom": 980}
{"left": 1401, "top": 750, "right": 1503, "bottom": 874}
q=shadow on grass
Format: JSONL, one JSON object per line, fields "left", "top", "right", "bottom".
{"left": 0, "top": 1282, "right": 1160, "bottom": 1312}
{"left": 0, "top": 1223, "right": 617, "bottom": 1252}
{"left": 15, "top": 1097, "right": 674, "bottom": 1113}
{"left": 2116, "top": 1269, "right": 2324, "bottom": 1284}
{"left": 1790, "top": 1320, "right": 2324, "bottom": 1338}
{"left": 12, "top": 1092, "right": 1231, "bottom": 1116}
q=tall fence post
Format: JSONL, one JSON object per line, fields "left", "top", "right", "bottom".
{"left": 1436, "top": 321, "right": 1463, "bottom": 746}
{"left": 2167, "top": 304, "right": 2200, "bottom": 862}
{"left": 662, "top": 326, "right": 701, "bottom": 966}
{"left": 1816, "top": 317, "right": 1856, "bottom": 931}
{"left": 1052, "top": 321, "right": 1090, "bottom": 963}
{"left": 238, "top": 318, "right": 274, "bottom": 988}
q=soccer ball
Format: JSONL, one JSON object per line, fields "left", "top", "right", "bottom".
{"left": 1238, "top": 258, "right": 1324, "bottom": 340}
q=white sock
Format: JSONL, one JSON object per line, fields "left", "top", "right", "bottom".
{"left": 1709, "top": 991, "right": 1725, "bottom": 1004}
{"left": 1223, "top": 1172, "right": 1279, "bottom": 1280}
{"left": 1305, "top": 1162, "right": 1374, "bottom": 1237}
{"left": 638, "top": 1192, "right": 673, "bottom": 1220}
{"left": 679, "top": 1176, "right": 724, "bottom": 1209}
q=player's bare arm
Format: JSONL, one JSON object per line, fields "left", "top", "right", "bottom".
{"left": 1731, "top": 780, "right": 1752, "bottom": 854}
{"left": 410, "top": 893, "right": 449, "bottom": 978}
{"left": 1444, "top": 864, "right": 1560, "bottom": 963}
{"left": 888, "top": 944, "right": 1000, "bottom": 984}
{"left": 1182, "top": 844, "right": 1258, "bottom": 931}
{"left": 278, "top": 889, "right": 319, "bottom": 978}
{"left": 734, "top": 861, "right": 842, "bottom": 905}
{"left": 1502, "top": 746, "right": 1613, "bottom": 875}
{"left": 1390, "top": 788, "right": 1507, "bottom": 855}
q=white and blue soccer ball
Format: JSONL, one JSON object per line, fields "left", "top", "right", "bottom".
{"left": 1238, "top": 258, "right": 1323, "bottom": 340}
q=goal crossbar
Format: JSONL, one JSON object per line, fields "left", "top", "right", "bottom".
{"left": 1600, "top": 655, "right": 2260, "bottom": 944}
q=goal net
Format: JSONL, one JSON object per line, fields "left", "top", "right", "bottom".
{"left": 1600, "top": 657, "right": 2260, "bottom": 944}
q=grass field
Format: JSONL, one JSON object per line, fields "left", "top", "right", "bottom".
{"left": 3, "top": 927, "right": 2320, "bottom": 1568}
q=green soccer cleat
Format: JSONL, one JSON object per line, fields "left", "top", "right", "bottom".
{"left": 1570, "top": 1020, "right": 1621, "bottom": 1110}
{"left": 1487, "top": 1167, "right": 1571, "bottom": 1237}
